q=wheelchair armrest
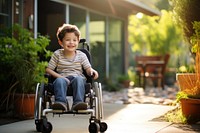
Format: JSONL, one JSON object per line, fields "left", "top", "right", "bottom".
{"left": 85, "top": 83, "right": 91, "bottom": 94}
{"left": 44, "top": 73, "right": 51, "bottom": 78}
{"left": 44, "top": 73, "right": 56, "bottom": 83}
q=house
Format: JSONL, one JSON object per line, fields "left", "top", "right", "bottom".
{"left": 0, "top": 0, "right": 160, "bottom": 82}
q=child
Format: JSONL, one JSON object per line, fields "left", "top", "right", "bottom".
{"left": 46, "top": 24, "right": 98, "bottom": 111}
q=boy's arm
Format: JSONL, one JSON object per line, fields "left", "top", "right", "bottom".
{"left": 46, "top": 67, "right": 61, "bottom": 78}
{"left": 86, "top": 67, "right": 99, "bottom": 80}
{"left": 46, "top": 67, "right": 70, "bottom": 83}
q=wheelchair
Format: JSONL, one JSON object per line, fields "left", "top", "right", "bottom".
{"left": 34, "top": 39, "right": 108, "bottom": 133}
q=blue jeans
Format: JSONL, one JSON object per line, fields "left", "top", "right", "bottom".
{"left": 53, "top": 76, "right": 86, "bottom": 105}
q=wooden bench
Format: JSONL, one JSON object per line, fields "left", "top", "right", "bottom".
{"left": 135, "top": 54, "right": 170, "bottom": 90}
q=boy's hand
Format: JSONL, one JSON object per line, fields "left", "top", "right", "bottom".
{"left": 64, "top": 77, "right": 70, "bottom": 84}
{"left": 91, "top": 69, "right": 98, "bottom": 79}
{"left": 86, "top": 68, "right": 99, "bottom": 79}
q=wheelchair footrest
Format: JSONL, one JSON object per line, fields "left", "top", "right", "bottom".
{"left": 43, "top": 108, "right": 94, "bottom": 116}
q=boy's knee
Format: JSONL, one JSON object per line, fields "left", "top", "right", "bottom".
{"left": 54, "top": 77, "right": 66, "bottom": 84}
{"left": 74, "top": 76, "right": 83, "bottom": 81}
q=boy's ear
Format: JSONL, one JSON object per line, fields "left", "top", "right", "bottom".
{"left": 58, "top": 40, "right": 63, "bottom": 47}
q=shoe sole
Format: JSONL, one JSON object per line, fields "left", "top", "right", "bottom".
{"left": 52, "top": 102, "right": 68, "bottom": 111}
{"left": 72, "top": 102, "right": 87, "bottom": 111}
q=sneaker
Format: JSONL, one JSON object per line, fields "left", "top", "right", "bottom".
{"left": 72, "top": 102, "right": 87, "bottom": 111}
{"left": 52, "top": 102, "right": 69, "bottom": 111}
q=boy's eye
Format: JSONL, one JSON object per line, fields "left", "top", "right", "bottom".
{"left": 65, "top": 39, "right": 77, "bottom": 41}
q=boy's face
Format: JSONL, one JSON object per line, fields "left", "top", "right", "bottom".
{"left": 59, "top": 32, "right": 79, "bottom": 52}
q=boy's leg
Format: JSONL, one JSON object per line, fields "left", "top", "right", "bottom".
{"left": 52, "top": 77, "right": 69, "bottom": 110}
{"left": 71, "top": 76, "right": 87, "bottom": 110}
{"left": 71, "top": 76, "right": 85, "bottom": 104}
{"left": 53, "top": 77, "right": 68, "bottom": 103}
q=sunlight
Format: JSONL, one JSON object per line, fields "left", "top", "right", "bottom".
{"left": 104, "top": 104, "right": 174, "bottom": 133}
{"left": 136, "top": 12, "right": 143, "bottom": 19}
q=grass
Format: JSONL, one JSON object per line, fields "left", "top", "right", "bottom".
{"left": 164, "top": 106, "right": 187, "bottom": 124}
{"left": 151, "top": 103, "right": 187, "bottom": 124}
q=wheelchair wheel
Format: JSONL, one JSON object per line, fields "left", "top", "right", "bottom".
{"left": 100, "top": 122, "right": 108, "bottom": 132}
{"left": 35, "top": 83, "right": 47, "bottom": 132}
{"left": 93, "top": 82, "right": 103, "bottom": 119}
{"left": 35, "top": 83, "right": 45, "bottom": 120}
{"left": 89, "top": 122, "right": 100, "bottom": 133}
{"left": 36, "top": 121, "right": 42, "bottom": 132}
{"left": 42, "top": 121, "right": 53, "bottom": 133}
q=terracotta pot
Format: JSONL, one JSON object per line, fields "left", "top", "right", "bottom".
{"left": 14, "top": 93, "right": 35, "bottom": 119}
{"left": 181, "top": 98, "right": 200, "bottom": 124}
{"left": 176, "top": 73, "right": 197, "bottom": 92}
{"left": 121, "top": 80, "right": 130, "bottom": 88}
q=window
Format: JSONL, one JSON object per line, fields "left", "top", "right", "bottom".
{"left": 0, "top": 0, "right": 12, "bottom": 35}
{"left": 109, "top": 18, "right": 124, "bottom": 81}
{"left": 89, "top": 12, "right": 106, "bottom": 81}
{"left": 38, "top": 0, "right": 66, "bottom": 51}
{"left": 69, "top": 6, "right": 86, "bottom": 39}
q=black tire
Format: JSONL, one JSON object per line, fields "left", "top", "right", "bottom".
{"left": 89, "top": 122, "right": 99, "bottom": 133}
{"left": 34, "top": 83, "right": 45, "bottom": 120}
{"left": 100, "top": 122, "right": 108, "bottom": 132}
{"left": 35, "top": 83, "right": 44, "bottom": 132}
{"left": 36, "top": 122, "right": 42, "bottom": 132}
{"left": 42, "top": 122, "right": 53, "bottom": 133}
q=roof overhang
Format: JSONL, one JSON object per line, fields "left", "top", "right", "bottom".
{"left": 124, "top": 0, "right": 161, "bottom": 16}
{"left": 53, "top": 0, "right": 160, "bottom": 18}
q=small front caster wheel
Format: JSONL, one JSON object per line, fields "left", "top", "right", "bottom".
{"left": 100, "top": 122, "right": 108, "bottom": 132}
{"left": 36, "top": 122, "right": 42, "bottom": 132}
{"left": 42, "top": 122, "right": 53, "bottom": 133}
{"left": 89, "top": 123, "right": 100, "bottom": 133}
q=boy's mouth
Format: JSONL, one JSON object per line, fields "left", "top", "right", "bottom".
{"left": 67, "top": 45, "right": 75, "bottom": 48}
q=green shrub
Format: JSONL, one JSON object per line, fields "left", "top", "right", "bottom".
{"left": 0, "top": 24, "right": 52, "bottom": 94}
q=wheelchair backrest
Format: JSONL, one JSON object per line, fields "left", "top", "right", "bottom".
{"left": 77, "top": 39, "right": 93, "bottom": 83}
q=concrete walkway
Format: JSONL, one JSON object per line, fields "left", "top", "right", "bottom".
{"left": 0, "top": 103, "right": 182, "bottom": 133}
{"left": 1, "top": 83, "right": 200, "bottom": 133}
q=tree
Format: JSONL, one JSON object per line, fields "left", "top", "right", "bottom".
{"left": 128, "top": 10, "right": 187, "bottom": 67}
{"left": 171, "top": 0, "right": 200, "bottom": 44}
{"left": 129, "top": 10, "right": 182, "bottom": 55}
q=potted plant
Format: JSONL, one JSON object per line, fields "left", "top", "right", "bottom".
{"left": 171, "top": 0, "right": 200, "bottom": 124}
{"left": 176, "top": 21, "right": 200, "bottom": 124}
{"left": 0, "top": 24, "right": 52, "bottom": 119}
{"left": 118, "top": 74, "right": 131, "bottom": 88}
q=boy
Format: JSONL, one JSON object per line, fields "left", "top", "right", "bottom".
{"left": 46, "top": 24, "right": 98, "bottom": 111}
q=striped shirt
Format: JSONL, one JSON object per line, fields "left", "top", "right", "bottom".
{"left": 47, "top": 49, "right": 91, "bottom": 78}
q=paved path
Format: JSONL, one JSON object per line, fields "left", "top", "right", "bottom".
{"left": 1, "top": 86, "right": 200, "bottom": 133}
{"left": 103, "top": 87, "right": 178, "bottom": 105}
{"left": 0, "top": 103, "right": 174, "bottom": 133}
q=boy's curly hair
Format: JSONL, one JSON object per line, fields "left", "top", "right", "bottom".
{"left": 56, "top": 24, "right": 81, "bottom": 41}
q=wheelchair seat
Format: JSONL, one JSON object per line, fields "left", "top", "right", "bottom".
{"left": 34, "top": 39, "right": 107, "bottom": 133}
